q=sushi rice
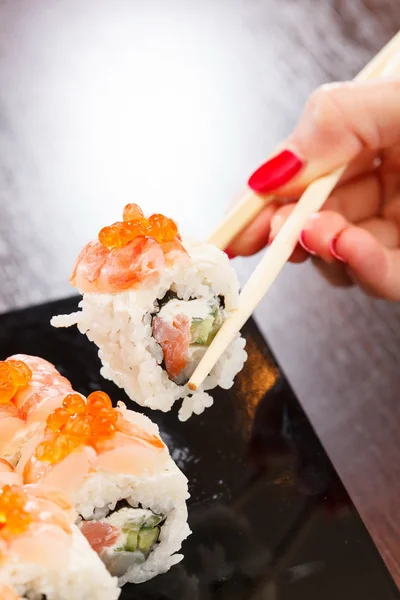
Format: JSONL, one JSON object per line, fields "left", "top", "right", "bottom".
{"left": 52, "top": 239, "right": 247, "bottom": 421}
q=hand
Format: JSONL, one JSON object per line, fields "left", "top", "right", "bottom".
{"left": 226, "top": 78, "right": 400, "bottom": 300}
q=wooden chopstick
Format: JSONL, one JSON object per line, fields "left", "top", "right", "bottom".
{"left": 188, "top": 166, "right": 346, "bottom": 391}
{"left": 188, "top": 31, "right": 400, "bottom": 392}
{"left": 208, "top": 30, "right": 400, "bottom": 252}
{"left": 208, "top": 188, "right": 268, "bottom": 251}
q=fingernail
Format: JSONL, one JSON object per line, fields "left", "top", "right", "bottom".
{"left": 267, "top": 232, "right": 274, "bottom": 245}
{"left": 225, "top": 249, "right": 237, "bottom": 260}
{"left": 248, "top": 150, "right": 304, "bottom": 193}
{"left": 299, "top": 230, "right": 317, "bottom": 256}
{"left": 329, "top": 238, "right": 346, "bottom": 263}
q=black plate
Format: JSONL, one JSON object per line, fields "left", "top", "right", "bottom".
{"left": 0, "top": 296, "right": 398, "bottom": 600}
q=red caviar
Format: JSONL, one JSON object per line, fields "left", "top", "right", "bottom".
{"left": 0, "top": 485, "right": 31, "bottom": 536}
{"left": 123, "top": 203, "right": 144, "bottom": 221}
{"left": 98, "top": 222, "right": 135, "bottom": 249}
{"left": 35, "top": 391, "right": 119, "bottom": 464}
{"left": 148, "top": 214, "right": 178, "bottom": 243}
{"left": 0, "top": 359, "right": 32, "bottom": 404}
{"left": 98, "top": 204, "right": 179, "bottom": 250}
{"left": 35, "top": 389, "right": 165, "bottom": 464}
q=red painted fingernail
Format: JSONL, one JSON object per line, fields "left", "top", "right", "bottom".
{"left": 328, "top": 238, "right": 346, "bottom": 263}
{"left": 225, "top": 249, "right": 236, "bottom": 260}
{"left": 299, "top": 230, "right": 317, "bottom": 256}
{"left": 248, "top": 150, "right": 304, "bottom": 193}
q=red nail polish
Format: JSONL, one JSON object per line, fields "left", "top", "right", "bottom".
{"left": 248, "top": 150, "right": 304, "bottom": 193}
{"left": 328, "top": 238, "right": 346, "bottom": 263}
{"left": 225, "top": 249, "right": 236, "bottom": 260}
{"left": 299, "top": 231, "right": 317, "bottom": 256}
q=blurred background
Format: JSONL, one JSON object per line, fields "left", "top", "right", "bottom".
{"left": 0, "top": 0, "right": 400, "bottom": 584}
{"left": 1, "top": 0, "right": 398, "bottom": 308}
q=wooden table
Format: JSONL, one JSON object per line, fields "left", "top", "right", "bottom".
{"left": 0, "top": 0, "right": 399, "bottom": 587}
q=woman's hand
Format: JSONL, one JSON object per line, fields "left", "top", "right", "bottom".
{"left": 226, "top": 78, "right": 400, "bottom": 300}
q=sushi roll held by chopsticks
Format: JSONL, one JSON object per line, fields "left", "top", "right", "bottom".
{"left": 0, "top": 460, "right": 120, "bottom": 600}
{"left": 51, "top": 204, "right": 247, "bottom": 421}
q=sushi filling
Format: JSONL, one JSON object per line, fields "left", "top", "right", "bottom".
{"left": 79, "top": 502, "right": 165, "bottom": 578}
{"left": 152, "top": 290, "right": 226, "bottom": 384}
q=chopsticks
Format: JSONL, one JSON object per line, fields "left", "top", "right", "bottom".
{"left": 208, "top": 188, "right": 268, "bottom": 251}
{"left": 188, "top": 31, "right": 400, "bottom": 392}
{"left": 208, "top": 31, "right": 400, "bottom": 252}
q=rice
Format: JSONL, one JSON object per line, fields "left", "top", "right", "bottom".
{"left": 1, "top": 525, "right": 120, "bottom": 600}
{"left": 52, "top": 239, "right": 247, "bottom": 420}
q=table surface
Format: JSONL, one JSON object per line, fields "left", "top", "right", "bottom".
{"left": 0, "top": 0, "right": 399, "bottom": 587}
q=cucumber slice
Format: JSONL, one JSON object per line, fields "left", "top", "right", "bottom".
{"left": 137, "top": 528, "right": 159, "bottom": 554}
{"left": 124, "top": 529, "right": 139, "bottom": 552}
{"left": 210, "top": 305, "right": 219, "bottom": 318}
{"left": 122, "top": 515, "right": 146, "bottom": 532}
{"left": 191, "top": 315, "right": 214, "bottom": 345}
{"left": 144, "top": 514, "right": 163, "bottom": 528}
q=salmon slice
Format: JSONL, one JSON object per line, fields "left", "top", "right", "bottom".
{"left": 161, "top": 239, "right": 189, "bottom": 267}
{"left": 15, "top": 428, "right": 45, "bottom": 479}
{"left": 0, "top": 404, "right": 20, "bottom": 419}
{"left": 8, "top": 354, "right": 58, "bottom": 373}
{"left": 0, "top": 417, "right": 26, "bottom": 455}
{"left": 9, "top": 355, "right": 74, "bottom": 422}
{"left": 70, "top": 240, "right": 109, "bottom": 287}
{"left": 116, "top": 413, "right": 165, "bottom": 449}
{"left": 0, "top": 471, "right": 22, "bottom": 487}
{"left": 25, "top": 484, "right": 77, "bottom": 523}
{"left": 23, "top": 446, "right": 96, "bottom": 494}
{"left": 71, "top": 236, "right": 166, "bottom": 293}
{"left": 94, "top": 433, "right": 167, "bottom": 476}
{"left": 106, "top": 237, "right": 165, "bottom": 291}
{"left": 10, "top": 523, "right": 71, "bottom": 569}
{"left": 0, "top": 404, "right": 24, "bottom": 457}
{"left": 0, "top": 458, "right": 15, "bottom": 472}
{"left": 0, "top": 459, "right": 22, "bottom": 486}
{"left": 21, "top": 386, "right": 73, "bottom": 422}
{"left": 152, "top": 314, "right": 191, "bottom": 379}
{"left": 80, "top": 520, "right": 120, "bottom": 554}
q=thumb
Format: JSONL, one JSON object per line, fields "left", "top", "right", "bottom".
{"left": 248, "top": 78, "right": 400, "bottom": 197}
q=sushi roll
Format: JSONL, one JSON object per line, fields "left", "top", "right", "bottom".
{"left": 0, "top": 355, "right": 75, "bottom": 466}
{"left": 51, "top": 204, "right": 247, "bottom": 420}
{"left": 19, "top": 388, "right": 190, "bottom": 585}
{"left": 0, "top": 355, "right": 190, "bottom": 585}
{"left": 0, "top": 463, "right": 120, "bottom": 600}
